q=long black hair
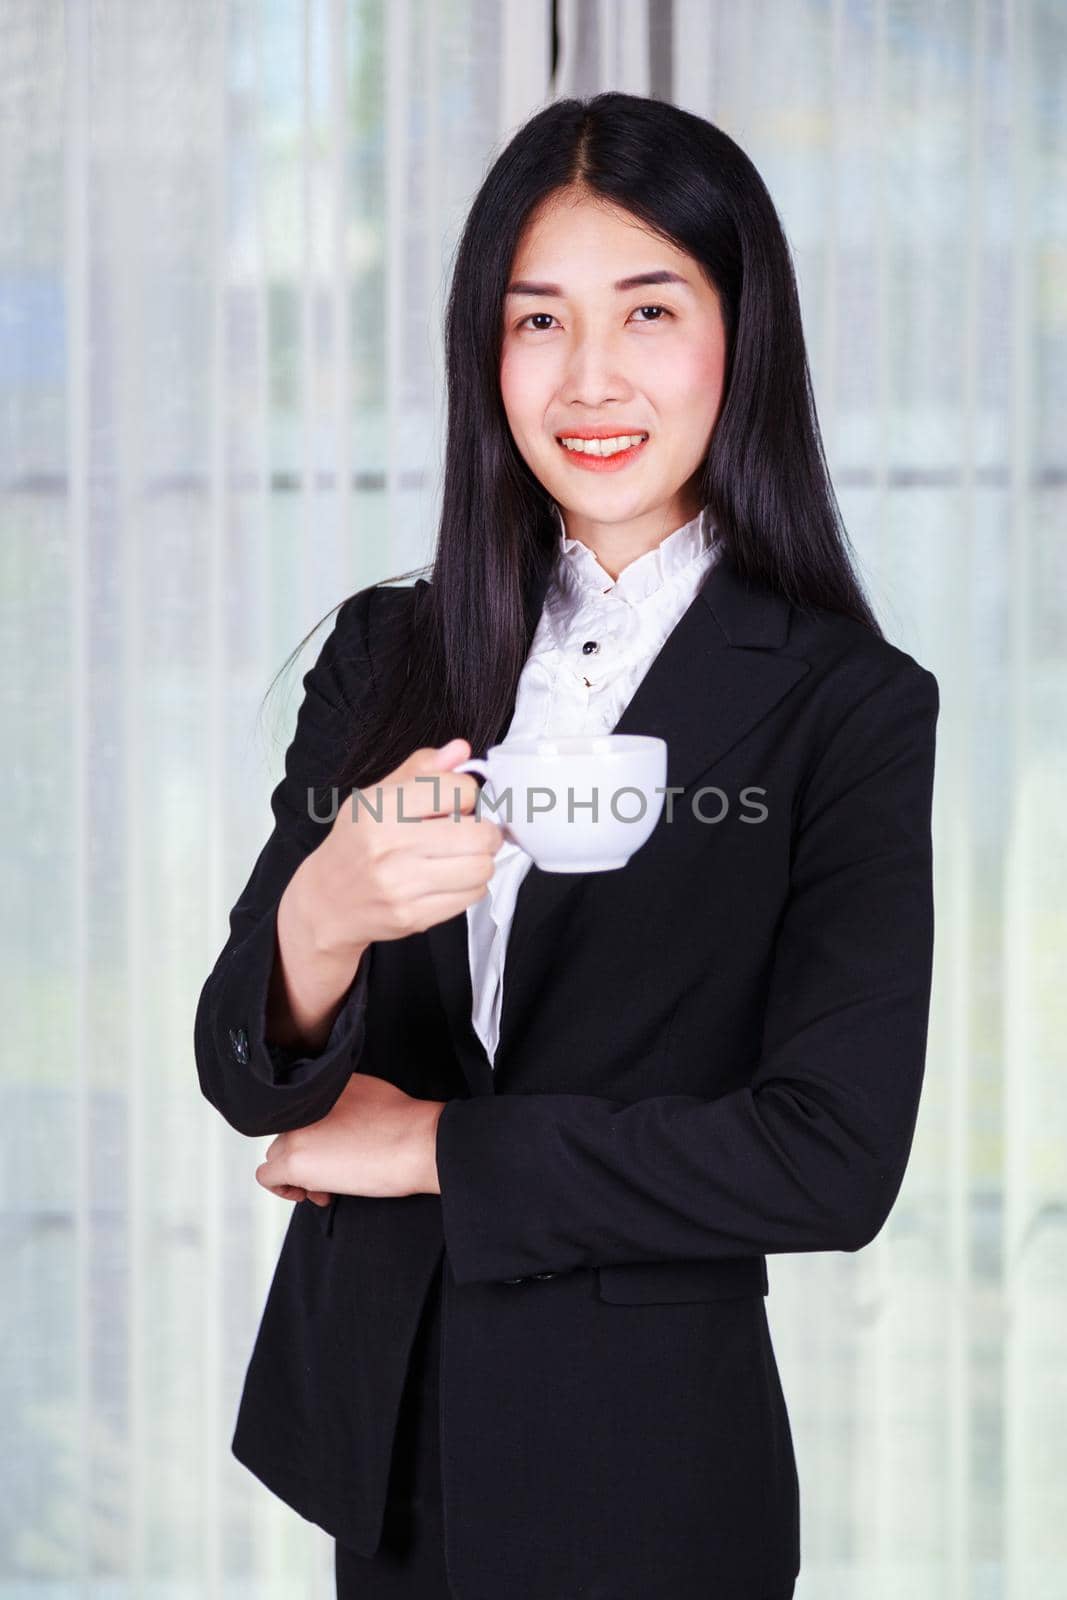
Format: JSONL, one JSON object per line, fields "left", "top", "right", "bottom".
{"left": 262, "top": 91, "right": 882, "bottom": 797}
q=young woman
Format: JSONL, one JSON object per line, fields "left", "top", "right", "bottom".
{"left": 194, "top": 92, "right": 939, "bottom": 1600}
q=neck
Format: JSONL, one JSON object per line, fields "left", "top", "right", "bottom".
{"left": 556, "top": 497, "right": 705, "bottom": 581}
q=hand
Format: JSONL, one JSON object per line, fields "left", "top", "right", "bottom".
{"left": 305, "top": 739, "right": 505, "bottom": 959}
{"left": 255, "top": 1073, "right": 445, "bottom": 1205}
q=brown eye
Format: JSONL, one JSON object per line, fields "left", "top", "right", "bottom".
{"left": 515, "top": 305, "right": 674, "bottom": 333}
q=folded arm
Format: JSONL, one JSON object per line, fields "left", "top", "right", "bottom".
{"left": 435, "top": 664, "right": 940, "bottom": 1285}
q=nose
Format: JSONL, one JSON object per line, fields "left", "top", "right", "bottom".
{"left": 559, "top": 334, "right": 632, "bottom": 409}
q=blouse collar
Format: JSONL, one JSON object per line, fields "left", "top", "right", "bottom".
{"left": 550, "top": 502, "right": 717, "bottom": 607}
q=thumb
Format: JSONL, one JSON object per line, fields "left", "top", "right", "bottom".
{"left": 396, "top": 738, "right": 470, "bottom": 789}
{"left": 424, "top": 737, "right": 470, "bottom": 769}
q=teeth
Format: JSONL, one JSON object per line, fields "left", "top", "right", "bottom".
{"left": 559, "top": 433, "right": 647, "bottom": 457}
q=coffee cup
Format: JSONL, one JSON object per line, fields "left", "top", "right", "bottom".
{"left": 454, "top": 733, "right": 667, "bottom": 873}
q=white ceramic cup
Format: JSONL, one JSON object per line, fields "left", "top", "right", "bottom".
{"left": 454, "top": 733, "right": 667, "bottom": 873}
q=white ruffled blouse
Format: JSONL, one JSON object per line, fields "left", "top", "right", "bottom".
{"left": 466, "top": 501, "right": 723, "bottom": 1068}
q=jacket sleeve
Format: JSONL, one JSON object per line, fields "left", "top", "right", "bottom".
{"left": 435, "top": 662, "right": 940, "bottom": 1286}
{"left": 193, "top": 586, "right": 379, "bottom": 1138}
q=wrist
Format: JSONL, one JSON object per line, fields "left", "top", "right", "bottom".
{"left": 411, "top": 1099, "right": 446, "bottom": 1195}
{"left": 288, "top": 848, "right": 368, "bottom": 968}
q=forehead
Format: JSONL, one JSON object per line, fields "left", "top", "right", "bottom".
{"left": 506, "top": 196, "right": 708, "bottom": 299}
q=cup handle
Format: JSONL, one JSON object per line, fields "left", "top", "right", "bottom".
{"left": 453, "top": 758, "right": 522, "bottom": 852}
{"left": 454, "top": 758, "right": 490, "bottom": 783}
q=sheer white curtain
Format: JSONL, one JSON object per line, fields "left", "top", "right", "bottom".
{"left": 3, "top": 0, "right": 1064, "bottom": 1595}
{"left": 2, "top": 0, "right": 551, "bottom": 1593}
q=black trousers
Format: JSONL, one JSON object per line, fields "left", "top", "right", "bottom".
{"left": 334, "top": 1260, "right": 796, "bottom": 1600}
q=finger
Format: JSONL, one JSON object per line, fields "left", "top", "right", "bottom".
{"left": 398, "top": 857, "right": 501, "bottom": 902}
{"left": 266, "top": 1183, "right": 306, "bottom": 1202}
{"left": 341, "top": 774, "right": 479, "bottom": 832}
{"left": 256, "top": 1160, "right": 294, "bottom": 1192}
{"left": 398, "top": 769, "right": 483, "bottom": 820}
{"left": 405, "top": 887, "right": 497, "bottom": 925}
{"left": 403, "top": 814, "right": 506, "bottom": 856}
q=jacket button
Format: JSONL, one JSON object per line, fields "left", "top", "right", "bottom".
{"left": 228, "top": 1026, "right": 250, "bottom": 1065}
{"left": 531, "top": 1271, "right": 557, "bottom": 1280}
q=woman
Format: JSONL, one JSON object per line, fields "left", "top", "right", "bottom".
{"left": 194, "top": 92, "right": 939, "bottom": 1600}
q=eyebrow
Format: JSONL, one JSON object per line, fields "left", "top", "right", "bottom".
{"left": 504, "top": 269, "right": 693, "bottom": 297}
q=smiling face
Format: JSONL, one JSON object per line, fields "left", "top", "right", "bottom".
{"left": 500, "top": 188, "right": 728, "bottom": 576}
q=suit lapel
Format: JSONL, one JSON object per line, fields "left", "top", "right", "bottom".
{"left": 427, "top": 545, "right": 810, "bottom": 1095}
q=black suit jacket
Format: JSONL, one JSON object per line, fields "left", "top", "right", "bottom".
{"left": 194, "top": 548, "right": 939, "bottom": 1600}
